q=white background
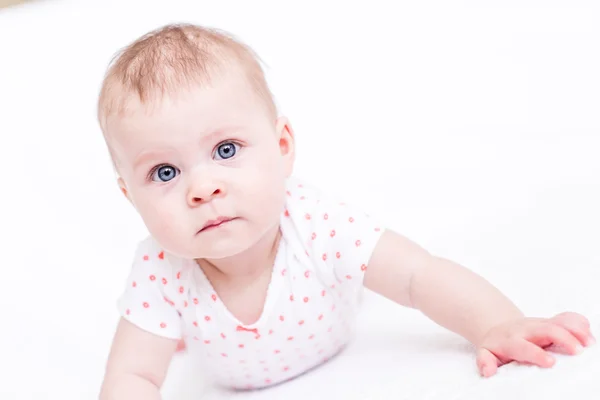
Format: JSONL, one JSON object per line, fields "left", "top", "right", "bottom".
{"left": 1, "top": 0, "right": 599, "bottom": 399}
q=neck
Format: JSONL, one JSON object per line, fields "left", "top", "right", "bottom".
{"left": 196, "top": 224, "right": 281, "bottom": 282}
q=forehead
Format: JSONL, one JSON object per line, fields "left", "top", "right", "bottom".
{"left": 105, "top": 72, "right": 271, "bottom": 158}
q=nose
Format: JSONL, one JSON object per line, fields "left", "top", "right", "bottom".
{"left": 187, "top": 175, "right": 226, "bottom": 206}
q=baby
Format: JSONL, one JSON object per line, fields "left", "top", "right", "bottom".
{"left": 98, "top": 23, "right": 594, "bottom": 398}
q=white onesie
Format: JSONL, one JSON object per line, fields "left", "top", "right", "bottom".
{"left": 117, "top": 177, "right": 385, "bottom": 390}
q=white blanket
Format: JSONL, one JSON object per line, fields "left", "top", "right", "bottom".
{"left": 1, "top": 1, "right": 598, "bottom": 399}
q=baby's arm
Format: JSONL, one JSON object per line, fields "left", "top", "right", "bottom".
{"left": 364, "top": 229, "right": 523, "bottom": 344}
{"left": 99, "top": 318, "right": 178, "bottom": 400}
{"left": 364, "top": 229, "right": 593, "bottom": 375}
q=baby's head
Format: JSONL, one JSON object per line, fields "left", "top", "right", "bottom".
{"left": 98, "top": 23, "right": 295, "bottom": 260}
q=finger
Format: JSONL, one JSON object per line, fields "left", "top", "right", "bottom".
{"left": 528, "top": 323, "right": 584, "bottom": 355}
{"left": 552, "top": 313, "right": 595, "bottom": 346}
{"left": 476, "top": 348, "right": 499, "bottom": 377}
{"left": 501, "top": 338, "right": 555, "bottom": 368}
{"left": 554, "top": 312, "right": 590, "bottom": 329}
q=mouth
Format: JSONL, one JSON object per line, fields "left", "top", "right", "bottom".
{"left": 198, "top": 216, "right": 237, "bottom": 233}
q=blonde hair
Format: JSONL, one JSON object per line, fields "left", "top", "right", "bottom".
{"left": 97, "top": 23, "right": 277, "bottom": 131}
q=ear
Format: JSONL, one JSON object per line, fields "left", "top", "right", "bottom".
{"left": 275, "top": 116, "right": 295, "bottom": 176}
{"left": 117, "top": 177, "right": 132, "bottom": 202}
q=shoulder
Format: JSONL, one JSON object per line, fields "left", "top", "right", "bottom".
{"left": 283, "top": 176, "right": 338, "bottom": 221}
{"left": 283, "top": 176, "right": 380, "bottom": 230}
{"left": 281, "top": 176, "right": 386, "bottom": 281}
{"left": 128, "top": 236, "right": 191, "bottom": 284}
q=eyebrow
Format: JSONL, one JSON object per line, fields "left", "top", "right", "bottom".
{"left": 202, "top": 125, "right": 242, "bottom": 143}
{"left": 131, "top": 126, "right": 243, "bottom": 170}
{"left": 133, "top": 149, "right": 171, "bottom": 171}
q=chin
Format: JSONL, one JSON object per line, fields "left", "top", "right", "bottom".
{"left": 196, "top": 242, "right": 252, "bottom": 260}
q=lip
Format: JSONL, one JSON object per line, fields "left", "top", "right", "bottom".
{"left": 199, "top": 216, "right": 237, "bottom": 233}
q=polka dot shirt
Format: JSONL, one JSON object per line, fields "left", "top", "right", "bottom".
{"left": 117, "top": 177, "right": 385, "bottom": 390}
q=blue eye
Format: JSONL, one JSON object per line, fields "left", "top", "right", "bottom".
{"left": 214, "top": 142, "right": 239, "bottom": 160}
{"left": 151, "top": 165, "right": 179, "bottom": 182}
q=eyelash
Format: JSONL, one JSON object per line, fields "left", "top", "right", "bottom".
{"left": 213, "top": 140, "right": 242, "bottom": 158}
{"left": 146, "top": 163, "right": 172, "bottom": 181}
{"left": 145, "top": 140, "right": 243, "bottom": 181}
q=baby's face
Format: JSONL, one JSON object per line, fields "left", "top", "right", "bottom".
{"left": 106, "top": 72, "right": 294, "bottom": 260}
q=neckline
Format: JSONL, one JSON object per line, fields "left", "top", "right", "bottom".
{"left": 193, "top": 233, "right": 287, "bottom": 329}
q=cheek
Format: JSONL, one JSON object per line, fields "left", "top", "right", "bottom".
{"left": 133, "top": 191, "right": 181, "bottom": 237}
{"left": 236, "top": 164, "right": 286, "bottom": 220}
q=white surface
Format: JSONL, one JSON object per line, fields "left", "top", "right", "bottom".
{"left": 1, "top": 1, "right": 599, "bottom": 399}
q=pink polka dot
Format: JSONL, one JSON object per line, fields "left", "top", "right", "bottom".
{"left": 322, "top": 253, "right": 327, "bottom": 261}
{"left": 336, "top": 252, "right": 341, "bottom": 259}
{"left": 274, "top": 349, "right": 281, "bottom": 354}
{"left": 269, "top": 329, "right": 274, "bottom": 335}
{"left": 309, "top": 334, "right": 315, "bottom": 340}
{"left": 318, "top": 314, "right": 324, "bottom": 321}
{"left": 239, "top": 344, "right": 244, "bottom": 348}
{"left": 324, "top": 213, "right": 329, "bottom": 220}
{"left": 305, "top": 213, "right": 311, "bottom": 220}
{"left": 349, "top": 217, "right": 354, "bottom": 223}
{"left": 143, "top": 302, "right": 149, "bottom": 308}
{"left": 304, "top": 270, "right": 310, "bottom": 278}
{"left": 204, "top": 340, "right": 210, "bottom": 344}
{"left": 281, "top": 269, "right": 287, "bottom": 276}
{"left": 193, "top": 298, "right": 199, "bottom": 305}
{"left": 298, "top": 320, "right": 305, "bottom": 325}
{"left": 125, "top": 309, "right": 130, "bottom": 315}
{"left": 283, "top": 366, "right": 290, "bottom": 372}
{"left": 284, "top": 209, "right": 290, "bottom": 217}
{"left": 160, "top": 322, "right": 167, "bottom": 329}
{"left": 279, "top": 315, "right": 285, "bottom": 322}
{"left": 355, "top": 240, "right": 361, "bottom": 247}
{"left": 346, "top": 275, "right": 352, "bottom": 280}
{"left": 287, "top": 336, "right": 294, "bottom": 341}
{"left": 330, "top": 230, "right": 336, "bottom": 237}
{"left": 193, "top": 321, "right": 199, "bottom": 327}
{"left": 162, "top": 278, "right": 168, "bottom": 285}
{"left": 221, "top": 353, "right": 228, "bottom": 357}
{"left": 289, "top": 295, "right": 294, "bottom": 301}
{"left": 265, "top": 378, "right": 272, "bottom": 384}
{"left": 221, "top": 333, "right": 226, "bottom": 339}
{"left": 303, "top": 297, "right": 309, "bottom": 303}
{"left": 321, "top": 290, "right": 326, "bottom": 297}
{"left": 311, "top": 232, "right": 317, "bottom": 240}
{"left": 211, "top": 294, "right": 217, "bottom": 301}
{"left": 361, "top": 264, "right": 368, "bottom": 272}
{"left": 143, "top": 255, "right": 149, "bottom": 261}
{"left": 132, "top": 281, "right": 137, "bottom": 288}
{"left": 149, "top": 275, "right": 156, "bottom": 281}
{"left": 300, "top": 196, "right": 306, "bottom": 200}
{"left": 179, "top": 286, "right": 184, "bottom": 293}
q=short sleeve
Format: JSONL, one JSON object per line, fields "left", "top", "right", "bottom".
{"left": 284, "top": 179, "right": 385, "bottom": 284}
{"left": 116, "top": 238, "right": 183, "bottom": 340}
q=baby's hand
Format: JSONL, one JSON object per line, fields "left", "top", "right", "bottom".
{"left": 476, "top": 312, "right": 595, "bottom": 377}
